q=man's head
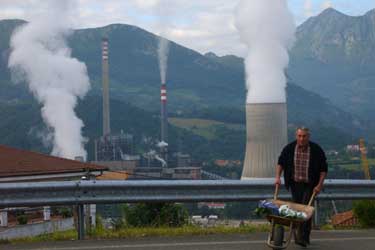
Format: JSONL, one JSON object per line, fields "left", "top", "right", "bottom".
{"left": 296, "top": 127, "right": 310, "bottom": 147}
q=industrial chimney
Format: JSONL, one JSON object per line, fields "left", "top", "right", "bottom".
{"left": 160, "top": 82, "right": 168, "bottom": 165}
{"left": 241, "top": 103, "right": 287, "bottom": 179}
{"left": 102, "top": 38, "right": 110, "bottom": 136}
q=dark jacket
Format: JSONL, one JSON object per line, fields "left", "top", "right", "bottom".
{"left": 278, "top": 141, "right": 328, "bottom": 190}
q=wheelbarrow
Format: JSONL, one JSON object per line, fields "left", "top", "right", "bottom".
{"left": 266, "top": 185, "right": 316, "bottom": 250}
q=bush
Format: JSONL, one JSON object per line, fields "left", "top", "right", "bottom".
{"left": 123, "top": 203, "right": 189, "bottom": 227}
{"left": 59, "top": 207, "right": 73, "bottom": 218}
{"left": 353, "top": 200, "right": 375, "bottom": 227}
{"left": 17, "top": 215, "right": 28, "bottom": 225}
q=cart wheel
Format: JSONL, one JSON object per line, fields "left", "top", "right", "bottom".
{"left": 273, "top": 225, "right": 285, "bottom": 248}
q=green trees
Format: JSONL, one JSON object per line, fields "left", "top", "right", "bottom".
{"left": 353, "top": 200, "right": 375, "bottom": 227}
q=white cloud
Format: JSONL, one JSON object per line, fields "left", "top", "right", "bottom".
{"left": 321, "top": 1, "right": 333, "bottom": 10}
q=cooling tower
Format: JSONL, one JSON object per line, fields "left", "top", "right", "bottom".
{"left": 102, "top": 38, "right": 110, "bottom": 136}
{"left": 241, "top": 103, "right": 287, "bottom": 179}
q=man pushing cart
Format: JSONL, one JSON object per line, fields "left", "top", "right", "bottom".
{"left": 273, "top": 127, "right": 328, "bottom": 248}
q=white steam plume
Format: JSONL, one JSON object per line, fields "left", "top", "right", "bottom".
{"left": 158, "top": 36, "right": 169, "bottom": 85}
{"left": 235, "top": 0, "right": 296, "bottom": 104}
{"left": 154, "top": 0, "right": 171, "bottom": 85}
{"left": 8, "top": 0, "right": 90, "bottom": 160}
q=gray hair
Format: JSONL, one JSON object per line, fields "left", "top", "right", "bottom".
{"left": 296, "top": 126, "right": 310, "bottom": 135}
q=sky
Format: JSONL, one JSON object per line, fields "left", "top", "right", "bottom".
{"left": 1, "top": 0, "right": 375, "bottom": 56}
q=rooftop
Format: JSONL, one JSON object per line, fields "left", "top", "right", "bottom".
{"left": 0, "top": 144, "right": 107, "bottom": 178}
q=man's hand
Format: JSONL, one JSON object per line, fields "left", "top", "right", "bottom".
{"left": 314, "top": 172, "right": 327, "bottom": 194}
{"left": 275, "top": 177, "right": 281, "bottom": 186}
{"left": 313, "top": 183, "right": 323, "bottom": 194}
{"left": 275, "top": 165, "right": 283, "bottom": 186}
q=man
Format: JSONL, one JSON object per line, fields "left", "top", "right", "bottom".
{"left": 275, "top": 127, "right": 327, "bottom": 247}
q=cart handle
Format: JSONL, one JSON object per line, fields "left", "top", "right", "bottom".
{"left": 274, "top": 183, "right": 280, "bottom": 200}
{"left": 308, "top": 191, "right": 317, "bottom": 207}
{"left": 274, "top": 184, "right": 317, "bottom": 207}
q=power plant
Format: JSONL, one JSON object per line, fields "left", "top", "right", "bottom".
{"left": 95, "top": 37, "right": 287, "bottom": 181}
{"left": 241, "top": 103, "right": 287, "bottom": 179}
{"left": 93, "top": 37, "right": 201, "bottom": 180}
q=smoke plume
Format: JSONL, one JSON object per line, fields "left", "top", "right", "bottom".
{"left": 235, "top": 0, "right": 295, "bottom": 104}
{"left": 8, "top": 0, "right": 90, "bottom": 160}
{"left": 158, "top": 36, "right": 169, "bottom": 85}
{"left": 153, "top": 1, "right": 171, "bottom": 85}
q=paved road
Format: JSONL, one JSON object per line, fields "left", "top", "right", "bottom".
{"left": 2, "top": 230, "right": 375, "bottom": 250}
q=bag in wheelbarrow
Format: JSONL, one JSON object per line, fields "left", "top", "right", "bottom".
{"left": 255, "top": 186, "right": 316, "bottom": 250}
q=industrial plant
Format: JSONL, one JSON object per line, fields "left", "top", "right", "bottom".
{"left": 92, "top": 38, "right": 201, "bottom": 180}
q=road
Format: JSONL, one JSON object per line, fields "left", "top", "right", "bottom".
{"left": 2, "top": 230, "right": 375, "bottom": 250}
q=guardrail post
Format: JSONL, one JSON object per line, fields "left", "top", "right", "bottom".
{"left": 77, "top": 204, "right": 85, "bottom": 240}
{"left": 314, "top": 199, "right": 319, "bottom": 227}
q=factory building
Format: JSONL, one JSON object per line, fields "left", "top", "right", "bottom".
{"left": 94, "top": 132, "right": 137, "bottom": 162}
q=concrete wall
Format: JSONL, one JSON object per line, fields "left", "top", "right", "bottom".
{"left": 0, "top": 218, "right": 74, "bottom": 240}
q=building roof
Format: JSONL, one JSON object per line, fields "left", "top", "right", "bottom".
{"left": 0, "top": 144, "right": 107, "bottom": 178}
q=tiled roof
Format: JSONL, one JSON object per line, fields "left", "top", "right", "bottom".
{"left": 0, "top": 144, "right": 107, "bottom": 178}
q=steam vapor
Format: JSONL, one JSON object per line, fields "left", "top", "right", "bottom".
{"left": 158, "top": 36, "right": 169, "bottom": 84}
{"left": 235, "top": 0, "right": 296, "bottom": 104}
{"left": 8, "top": 0, "right": 90, "bottom": 160}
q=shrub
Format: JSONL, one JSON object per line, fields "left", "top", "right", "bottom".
{"left": 123, "top": 203, "right": 189, "bottom": 227}
{"left": 59, "top": 207, "right": 73, "bottom": 218}
{"left": 17, "top": 215, "right": 28, "bottom": 225}
{"left": 353, "top": 200, "right": 375, "bottom": 227}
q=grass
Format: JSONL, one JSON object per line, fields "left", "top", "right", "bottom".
{"left": 169, "top": 118, "right": 244, "bottom": 140}
{"left": 6, "top": 224, "right": 270, "bottom": 244}
{"left": 6, "top": 223, "right": 372, "bottom": 244}
{"left": 320, "top": 224, "right": 364, "bottom": 230}
{"left": 10, "top": 229, "right": 77, "bottom": 243}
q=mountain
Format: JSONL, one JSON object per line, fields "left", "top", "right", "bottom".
{"left": 0, "top": 18, "right": 368, "bottom": 152}
{"left": 205, "top": 8, "right": 375, "bottom": 120}
{"left": 0, "top": 20, "right": 244, "bottom": 110}
{"left": 288, "top": 8, "right": 375, "bottom": 119}
{"left": 0, "top": 96, "right": 220, "bottom": 161}
{"left": 68, "top": 23, "right": 244, "bottom": 111}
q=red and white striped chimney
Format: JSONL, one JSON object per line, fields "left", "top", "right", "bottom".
{"left": 160, "top": 82, "right": 168, "bottom": 164}
{"left": 102, "top": 38, "right": 110, "bottom": 136}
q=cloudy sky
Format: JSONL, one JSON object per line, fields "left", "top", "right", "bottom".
{"left": 1, "top": 0, "right": 374, "bottom": 56}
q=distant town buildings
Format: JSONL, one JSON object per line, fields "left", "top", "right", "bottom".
{"left": 346, "top": 144, "right": 360, "bottom": 153}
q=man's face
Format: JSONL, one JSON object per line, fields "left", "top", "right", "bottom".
{"left": 296, "top": 129, "right": 310, "bottom": 146}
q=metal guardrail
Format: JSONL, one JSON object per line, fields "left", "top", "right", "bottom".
{"left": 0, "top": 179, "right": 374, "bottom": 208}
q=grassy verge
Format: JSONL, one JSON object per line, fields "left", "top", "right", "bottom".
{"left": 7, "top": 224, "right": 270, "bottom": 244}
{"left": 320, "top": 224, "right": 364, "bottom": 230}
{"left": 5, "top": 224, "right": 372, "bottom": 244}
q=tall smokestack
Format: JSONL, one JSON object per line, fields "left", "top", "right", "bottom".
{"left": 160, "top": 81, "right": 168, "bottom": 164}
{"left": 242, "top": 103, "right": 287, "bottom": 178}
{"left": 102, "top": 38, "right": 110, "bottom": 136}
{"left": 235, "top": 0, "right": 295, "bottom": 179}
